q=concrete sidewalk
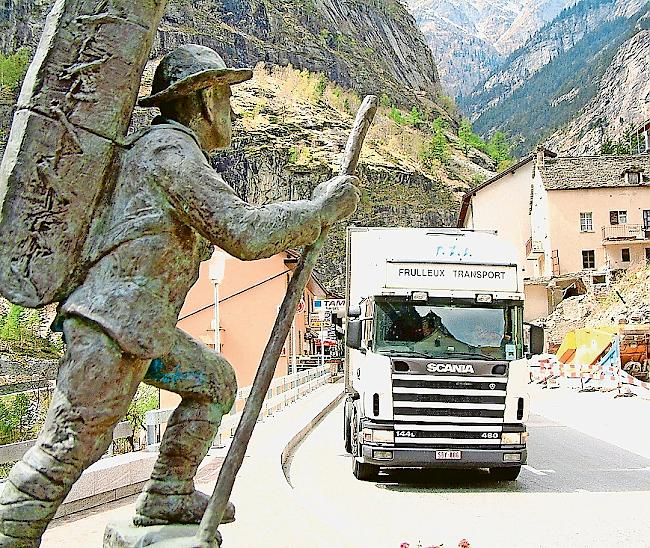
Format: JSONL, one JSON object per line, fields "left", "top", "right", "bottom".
{"left": 530, "top": 382, "right": 650, "bottom": 459}
{"left": 42, "top": 381, "right": 345, "bottom": 547}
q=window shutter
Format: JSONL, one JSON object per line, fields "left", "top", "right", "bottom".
{"left": 610, "top": 211, "right": 619, "bottom": 225}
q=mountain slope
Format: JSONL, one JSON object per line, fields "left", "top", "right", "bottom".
{"left": 0, "top": 0, "right": 443, "bottom": 111}
{"left": 461, "top": 0, "right": 645, "bottom": 120}
{"left": 547, "top": 12, "right": 650, "bottom": 153}
{"left": 406, "top": 0, "right": 575, "bottom": 97}
{"left": 463, "top": 1, "right": 649, "bottom": 156}
{"left": 495, "top": 0, "right": 577, "bottom": 53}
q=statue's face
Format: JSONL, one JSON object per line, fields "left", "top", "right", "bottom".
{"left": 201, "top": 84, "right": 233, "bottom": 151}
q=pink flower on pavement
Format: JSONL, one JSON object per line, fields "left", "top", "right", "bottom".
{"left": 458, "top": 539, "right": 471, "bottom": 548}
{"left": 400, "top": 543, "right": 410, "bottom": 548}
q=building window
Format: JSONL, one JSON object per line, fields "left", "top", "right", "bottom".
{"left": 627, "top": 172, "right": 641, "bottom": 186}
{"left": 579, "top": 212, "right": 593, "bottom": 232}
{"left": 609, "top": 210, "right": 627, "bottom": 225}
{"left": 646, "top": 248, "right": 650, "bottom": 263}
{"left": 622, "top": 248, "right": 630, "bottom": 262}
{"left": 582, "top": 250, "right": 595, "bottom": 269}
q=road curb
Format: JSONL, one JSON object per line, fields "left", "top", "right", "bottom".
{"left": 281, "top": 385, "right": 345, "bottom": 485}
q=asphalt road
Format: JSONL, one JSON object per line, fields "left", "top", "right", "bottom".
{"left": 289, "top": 404, "right": 650, "bottom": 548}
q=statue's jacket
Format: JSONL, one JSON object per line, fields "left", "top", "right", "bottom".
{"left": 61, "top": 119, "right": 322, "bottom": 359}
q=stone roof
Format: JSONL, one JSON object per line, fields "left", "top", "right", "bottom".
{"left": 540, "top": 155, "right": 650, "bottom": 190}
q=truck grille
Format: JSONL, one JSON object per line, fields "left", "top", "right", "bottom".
{"left": 392, "top": 373, "right": 507, "bottom": 448}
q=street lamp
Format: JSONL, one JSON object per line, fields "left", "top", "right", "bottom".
{"left": 209, "top": 248, "right": 227, "bottom": 353}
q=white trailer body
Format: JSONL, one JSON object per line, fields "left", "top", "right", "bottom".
{"left": 344, "top": 227, "right": 531, "bottom": 481}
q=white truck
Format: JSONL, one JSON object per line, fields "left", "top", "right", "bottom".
{"left": 343, "top": 227, "right": 543, "bottom": 481}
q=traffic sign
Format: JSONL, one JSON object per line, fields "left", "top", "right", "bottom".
{"left": 309, "top": 311, "right": 332, "bottom": 329}
{"left": 313, "top": 298, "right": 345, "bottom": 312}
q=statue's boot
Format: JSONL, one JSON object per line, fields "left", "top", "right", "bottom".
{"left": 134, "top": 399, "right": 235, "bottom": 526}
{"left": 135, "top": 330, "right": 237, "bottom": 528}
{"left": 134, "top": 484, "right": 235, "bottom": 525}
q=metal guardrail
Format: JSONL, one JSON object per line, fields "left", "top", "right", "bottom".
{"left": 2, "top": 366, "right": 333, "bottom": 465}
{"left": 0, "top": 420, "right": 133, "bottom": 466}
{"left": 145, "top": 365, "right": 332, "bottom": 449}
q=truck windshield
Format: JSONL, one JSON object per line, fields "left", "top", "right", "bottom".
{"left": 374, "top": 300, "right": 522, "bottom": 360}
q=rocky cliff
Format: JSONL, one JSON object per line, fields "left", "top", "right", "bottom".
{"left": 0, "top": 0, "right": 443, "bottom": 110}
{"left": 547, "top": 12, "right": 650, "bottom": 154}
{"left": 406, "top": 0, "right": 575, "bottom": 97}
{"left": 461, "top": 0, "right": 649, "bottom": 156}
{"left": 199, "top": 66, "right": 487, "bottom": 292}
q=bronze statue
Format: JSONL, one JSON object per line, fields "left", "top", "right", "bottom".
{"left": 0, "top": 10, "right": 359, "bottom": 548}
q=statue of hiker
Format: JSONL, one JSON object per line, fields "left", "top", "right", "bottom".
{"left": 0, "top": 3, "right": 359, "bottom": 544}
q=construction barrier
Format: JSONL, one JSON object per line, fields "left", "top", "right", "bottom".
{"left": 532, "top": 338, "right": 650, "bottom": 393}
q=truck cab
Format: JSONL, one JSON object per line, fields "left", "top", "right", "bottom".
{"left": 343, "top": 227, "right": 542, "bottom": 481}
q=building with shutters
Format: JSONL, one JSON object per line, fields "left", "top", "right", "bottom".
{"left": 458, "top": 149, "right": 650, "bottom": 320}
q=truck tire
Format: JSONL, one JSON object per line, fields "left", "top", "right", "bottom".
{"left": 343, "top": 403, "right": 352, "bottom": 454}
{"left": 490, "top": 466, "right": 521, "bottom": 481}
{"left": 352, "top": 458, "right": 380, "bottom": 481}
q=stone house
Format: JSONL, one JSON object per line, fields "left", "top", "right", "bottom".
{"left": 458, "top": 150, "right": 650, "bottom": 320}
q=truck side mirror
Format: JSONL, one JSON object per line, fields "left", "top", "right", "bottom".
{"left": 529, "top": 325, "right": 545, "bottom": 355}
{"left": 346, "top": 319, "right": 363, "bottom": 350}
{"left": 348, "top": 305, "right": 361, "bottom": 318}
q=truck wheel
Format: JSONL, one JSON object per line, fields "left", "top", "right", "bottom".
{"left": 490, "top": 466, "right": 521, "bottom": 481}
{"left": 352, "top": 458, "right": 380, "bottom": 481}
{"left": 343, "top": 404, "right": 352, "bottom": 454}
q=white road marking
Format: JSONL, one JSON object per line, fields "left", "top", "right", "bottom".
{"left": 523, "top": 465, "right": 547, "bottom": 476}
{"left": 597, "top": 467, "right": 650, "bottom": 472}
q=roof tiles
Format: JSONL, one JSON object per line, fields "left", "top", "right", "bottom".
{"left": 540, "top": 155, "right": 650, "bottom": 190}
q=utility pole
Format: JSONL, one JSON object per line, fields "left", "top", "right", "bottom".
{"left": 209, "top": 249, "right": 227, "bottom": 352}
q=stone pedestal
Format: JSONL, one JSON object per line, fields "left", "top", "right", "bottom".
{"left": 103, "top": 519, "right": 220, "bottom": 548}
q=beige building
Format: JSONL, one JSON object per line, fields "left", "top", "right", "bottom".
{"left": 458, "top": 150, "right": 650, "bottom": 320}
{"left": 161, "top": 249, "right": 328, "bottom": 409}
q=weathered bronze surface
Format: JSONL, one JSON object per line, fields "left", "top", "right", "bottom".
{"left": 0, "top": 0, "right": 169, "bottom": 308}
{"left": 0, "top": 2, "right": 359, "bottom": 546}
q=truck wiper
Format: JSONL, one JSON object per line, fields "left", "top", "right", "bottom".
{"left": 444, "top": 351, "right": 498, "bottom": 361}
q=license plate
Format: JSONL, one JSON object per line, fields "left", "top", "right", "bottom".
{"left": 436, "top": 450, "right": 462, "bottom": 460}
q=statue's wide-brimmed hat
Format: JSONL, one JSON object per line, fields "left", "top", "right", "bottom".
{"left": 139, "top": 45, "right": 253, "bottom": 108}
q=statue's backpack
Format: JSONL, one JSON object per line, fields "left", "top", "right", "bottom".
{"left": 0, "top": 0, "right": 168, "bottom": 308}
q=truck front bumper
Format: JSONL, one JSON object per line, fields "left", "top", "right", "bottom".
{"left": 360, "top": 445, "right": 527, "bottom": 469}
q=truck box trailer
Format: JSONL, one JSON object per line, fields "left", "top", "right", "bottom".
{"left": 343, "top": 227, "right": 542, "bottom": 481}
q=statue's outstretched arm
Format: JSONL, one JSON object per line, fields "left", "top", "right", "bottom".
{"left": 152, "top": 132, "right": 357, "bottom": 260}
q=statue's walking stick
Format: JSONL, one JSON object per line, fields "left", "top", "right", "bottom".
{"left": 195, "top": 95, "right": 378, "bottom": 546}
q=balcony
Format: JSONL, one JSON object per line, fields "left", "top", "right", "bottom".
{"left": 526, "top": 238, "right": 544, "bottom": 258}
{"left": 602, "top": 224, "right": 649, "bottom": 244}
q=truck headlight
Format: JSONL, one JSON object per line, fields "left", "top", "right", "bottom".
{"left": 501, "top": 432, "right": 522, "bottom": 445}
{"left": 362, "top": 428, "right": 394, "bottom": 444}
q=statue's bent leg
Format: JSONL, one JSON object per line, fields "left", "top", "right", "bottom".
{"left": 135, "top": 329, "right": 237, "bottom": 527}
{"left": 0, "top": 317, "right": 150, "bottom": 548}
